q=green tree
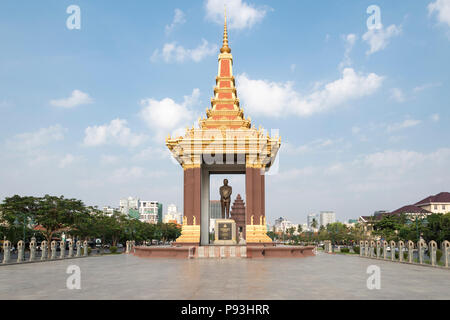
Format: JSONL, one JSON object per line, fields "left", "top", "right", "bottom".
{"left": 0, "top": 195, "right": 39, "bottom": 243}
{"left": 311, "top": 218, "right": 318, "bottom": 230}
{"left": 421, "top": 213, "right": 450, "bottom": 243}
{"left": 34, "top": 195, "right": 87, "bottom": 257}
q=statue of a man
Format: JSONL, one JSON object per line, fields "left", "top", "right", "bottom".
{"left": 220, "top": 179, "right": 232, "bottom": 219}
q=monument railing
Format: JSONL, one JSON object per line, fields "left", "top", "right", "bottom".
{"left": 351, "top": 239, "right": 449, "bottom": 269}
{"left": 1, "top": 239, "right": 129, "bottom": 266}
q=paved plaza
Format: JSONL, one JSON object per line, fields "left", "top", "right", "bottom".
{"left": 0, "top": 253, "right": 449, "bottom": 300}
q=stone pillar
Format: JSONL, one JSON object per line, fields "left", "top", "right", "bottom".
{"left": 359, "top": 240, "right": 364, "bottom": 257}
{"left": 407, "top": 240, "right": 414, "bottom": 263}
{"left": 51, "top": 241, "right": 57, "bottom": 259}
{"left": 398, "top": 241, "right": 405, "bottom": 262}
{"left": 68, "top": 239, "right": 74, "bottom": 258}
{"left": 370, "top": 240, "right": 375, "bottom": 258}
{"left": 429, "top": 241, "right": 437, "bottom": 266}
{"left": 376, "top": 240, "right": 381, "bottom": 259}
{"left": 17, "top": 240, "right": 25, "bottom": 263}
{"left": 175, "top": 166, "right": 201, "bottom": 245}
{"left": 240, "top": 246, "right": 247, "bottom": 258}
{"left": 443, "top": 240, "right": 450, "bottom": 268}
{"left": 2, "top": 240, "right": 11, "bottom": 264}
{"left": 83, "top": 241, "right": 88, "bottom": 256}
{"left": 59, "top": 240, "right": 65, "bottom": 259}
{"left": 76, "top": 241, "right": 81, "bottom": 257}
{"left": 390, "top": 241, "right": 396, "bottom": 261}
{"left": 418, "top": 239, "right": 427, "bottom": 264}
{"left": 245, "top": 165, "right": 271, "bottom": 244}
{"left": 364, "top": 241, "right": 369, "bottom": 257}
{"left": 41, "top": 241, "right": 48, "bottom": 261}
{"left": 383, "top": 241, "right": 388, "bottom": 260}
{"left": 126, "top": 241, "right": 130, "bottom": 254}
{"left": 29, "top": 239, "right": 37, "bottom": 262}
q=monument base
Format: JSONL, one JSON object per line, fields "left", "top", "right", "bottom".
{"left": 246, "top": 224, "right": 273, "bottom": 244}
{"left": 174, "top": 225, "right": 200, "bottom": 245}
{"left": 132, "top": 245, "right": 316, "bottom": 259}
{"left": 214, "top": 219, "right": 237, "bottom": 245}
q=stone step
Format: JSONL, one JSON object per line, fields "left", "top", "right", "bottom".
{"left": 194, "top": 246, "right": 247, "bottom": 259}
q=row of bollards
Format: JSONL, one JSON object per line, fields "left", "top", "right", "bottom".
{"left": 358, "top": 239, "right": 450, "bottom": 268}
{"left": 2, "top": 239, "right": 89, "bottom": 264}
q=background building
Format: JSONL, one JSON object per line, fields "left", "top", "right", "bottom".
{"left": 163, "top": 204, "right": 183, "bottom": 224}
{"left": 139, "top": 201, "right": 161, "bottom": 224}
{"left": 210, "top": 200, "right": 222, "bottom": 219}
{"left": 415, "top": 192, "right": 450, "bottom": 214}
{"left": 119, "top": 197, "right": 139, "bottom": 216}
{"left": 320, "top": 211, "right": 336, "bottom": 228}
{"left": 102, "top": 206, "right": 115, "bottom": 216}
{"left": 274, "top": 217, "right": 296, "bottom": 233}
{"left": 119, "top": 197, "right": 162, "bottom": 224}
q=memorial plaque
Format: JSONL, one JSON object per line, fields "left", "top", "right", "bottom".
{"left": 218, "top": 223, "right": 232, "bottom": 241}
{"left": 214, "top": 219, "right": 237, "bottom": 245}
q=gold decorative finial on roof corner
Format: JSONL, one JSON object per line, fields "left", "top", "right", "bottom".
{"left": 220, "top": 5, "right": 231, "bottom": 54}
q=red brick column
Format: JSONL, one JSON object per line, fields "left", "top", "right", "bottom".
{"left": 184, "top": 167, "right": 201, "bottom": 226}
{"left": 246, "top": 167, "right": 265, "bottom": 225}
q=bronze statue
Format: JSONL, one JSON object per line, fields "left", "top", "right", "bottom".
{"left": 220, "top": 179, "right": 232, "bottom": 219}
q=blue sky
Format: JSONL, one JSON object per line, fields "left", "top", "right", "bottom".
{"left": 0, "top": 0, "right": 449, "bottom": 224}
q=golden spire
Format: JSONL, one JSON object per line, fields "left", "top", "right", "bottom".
{"left": 220, "top": 5, "right": 231, "bottom": 54}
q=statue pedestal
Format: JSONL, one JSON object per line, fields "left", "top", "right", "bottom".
{"left": 214, "top": 219, "right": 237, "bottom": 245}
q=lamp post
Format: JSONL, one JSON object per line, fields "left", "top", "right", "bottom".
{"left": 415, "top": 216, "right": 420, "bottom": 242}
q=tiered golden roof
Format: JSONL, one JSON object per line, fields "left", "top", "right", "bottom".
{"left": 166, "top": 11, "right": 281, "bottom": 170}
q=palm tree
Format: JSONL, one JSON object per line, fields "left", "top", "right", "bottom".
{"left": 311, "top": 218, "right": 318, "bottom": 230}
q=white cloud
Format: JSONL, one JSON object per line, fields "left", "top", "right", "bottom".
{"left": 352, "top": 126, "right": 361, "bottom": 135}
{"left": 108, "top": 167, "right": 167, "bottom": 183}
{"left": 7, "top": 125, "right": 66, "bottom": 150}
{"left": 151, "top": 40, "right": 217, "bottom": 63}
{"left": 362, "top": 24, "right": 401, "bottom": 55}
{"left": 363, "top": 150, "right": 423, "bottom": 168}
{"left": 110, "top": 167, "right": 144, "bottom": 183}
{"left": 428, "top": 0, "right": 450, "bottom": 27}
{"left": 132, "top": 147, "right": 172, "bottom": 162}
{"left": 165, "top": 9, "right": 186, "bottom": 34}
{"left": 100, "top": 154, "right": 120, "bottom": 165}
{"left": 140, "top": 89, "right": 200, "bottom": 141}
{"left": 283, "top": 138, "right": 345, "bottom": 155}
{"left": 0, "top": 100, "right": 13, "bottom": 109}
{"left": 58, "top": 154, "right": 79, "bottom": 168}
{"left": 83, "top": 119, "right": 147, "bottom": 147}
{"left": 339, "top": 33, "right": 357, "bottom": 69}
{"left": 390, "top": 88, "right": 406, "bottom": 103}
{"left": 413, "top": 82, "right": 442, "bottom": 93}
{"left": 386, "top": 119, "right": 421, "bottom": 133}
{"left": 277, "top": 148, "right": 450, "bottom": 186}
{"left": 50, "top": 90, "right": 93, "bottom": 108}
{"left": 205, "top": 0, "right": 269, "bottom": 30}
{"left": 236, "top": 68, "right": 384, "bottom": 117}
{"left": 430, "top": 113, "right": 440, "bottom": 122}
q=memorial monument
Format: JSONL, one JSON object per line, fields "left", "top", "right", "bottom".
{"left": 133, "top": 11, "right": 315, "bottom": 258}
{"left": 214, "top": 179, "right": 236, "bottom": 245}
{"left": 220, "top": 179, "right": 232, "bottom": 219}
{"left": 166, "top": 11, "right": 280, "bottom": 247}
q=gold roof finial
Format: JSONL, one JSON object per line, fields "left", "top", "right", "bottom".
{"left": 220, "top": 5, "right": 231, "bottom": 54}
